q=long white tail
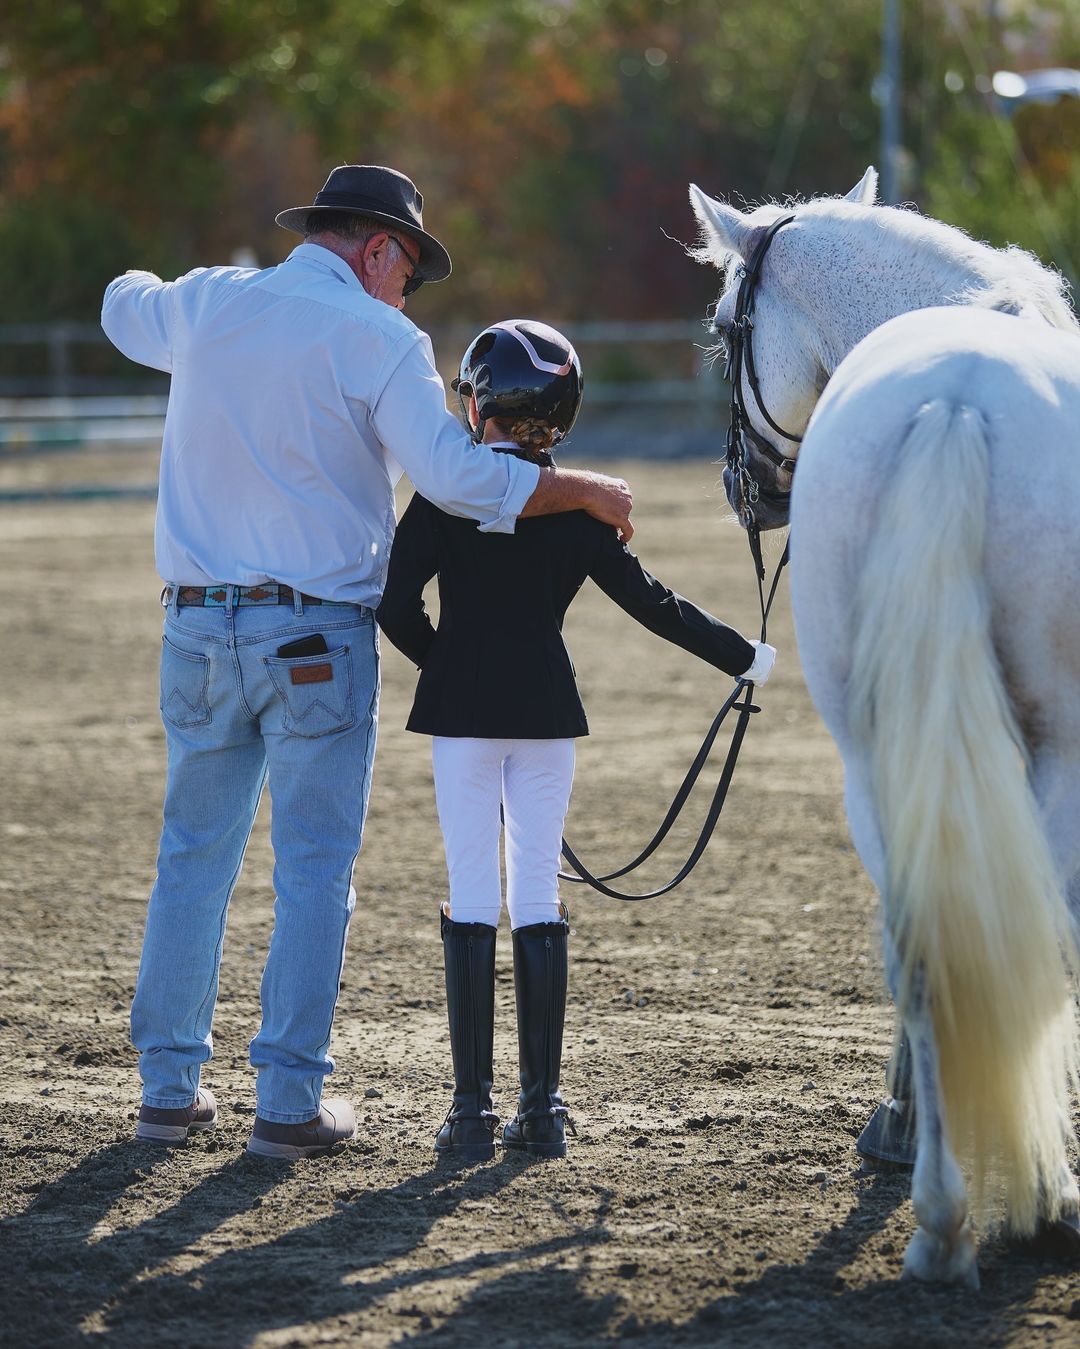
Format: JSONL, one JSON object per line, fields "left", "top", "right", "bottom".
{"left": 849, "top": 399, "right": 1078, "bottom": 1233}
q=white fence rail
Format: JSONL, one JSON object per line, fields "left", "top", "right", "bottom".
{"left": 0, "top": 397, "right": 170, "bottom": 451}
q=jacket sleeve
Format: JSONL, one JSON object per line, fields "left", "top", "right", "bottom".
{"left": 376, "top": 495, "right": 440, "bottom": 668}
{"left": 587, "top": 525, "right": 756, "bottom": 677}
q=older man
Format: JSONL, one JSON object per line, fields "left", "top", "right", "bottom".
{"left": 102, "top": 164, "right": 633, "bottom": 1159}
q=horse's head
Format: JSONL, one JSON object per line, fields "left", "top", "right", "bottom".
{"left": 689, "top": 168, "right": 879, "bottom": 530}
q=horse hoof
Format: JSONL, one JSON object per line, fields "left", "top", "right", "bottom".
{"left": 855, "top": 1099, "right": 915, "bottom": 1171}
{"left": 857, "top": 1154, "right": 913, "bottom": 1177}
{"left": 901, "top": 1223, "right": 980, "bottom": 1289}
{"left": 1009, "top": 1213, "right": 1080, "bottom": 1261}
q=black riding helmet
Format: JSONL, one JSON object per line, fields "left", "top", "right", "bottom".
{"left": 451, "top": 320, "right": 583, "bottom": 444}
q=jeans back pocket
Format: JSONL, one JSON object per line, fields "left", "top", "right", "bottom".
{"left": 265, "top": 644, "right": 355, "bottom": 738}
{"left": 161, "top": 634, "right": 212, "bottom": 728}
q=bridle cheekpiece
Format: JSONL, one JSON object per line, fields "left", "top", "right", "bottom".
{"left": 722, "top": 213, "right": 802, "bottom": 534}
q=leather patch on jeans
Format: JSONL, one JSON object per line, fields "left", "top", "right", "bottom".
{"left": 290, "top": 663, "right": 333, "bottom": 685}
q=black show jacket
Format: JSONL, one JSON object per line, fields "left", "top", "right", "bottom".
{"left": 376, "top": 490, "right": 755, "bottom": 740}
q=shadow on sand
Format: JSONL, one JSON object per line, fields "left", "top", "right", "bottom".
{"left": 1, "top": 1138, "right": 615, "bottom": 1345}
{"left": 3, "top": 1138, "right": 1076, "bottom": 1347}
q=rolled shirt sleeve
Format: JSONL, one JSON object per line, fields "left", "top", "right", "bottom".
{"left": 100, "top": 270, "right": 180, "bottom": 373}
{"left": 370, "top": 333, "right": 539, "bottom": 533}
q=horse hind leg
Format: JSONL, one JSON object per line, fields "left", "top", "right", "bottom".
{"left": 901, "top": 978, "right": 980, "bottom": 1289}
{"left": 836, "top": 751, "right": 919, "bottom": 1172}
{"left": 856, "top": 1032, "right": 917, "bottom": 1171}
{"left": 1014, "top": 1116, "right": 1080, "bottom": 1258}
{"left": 1038, "top": 1159, "right": 1080, "bottom": 1256}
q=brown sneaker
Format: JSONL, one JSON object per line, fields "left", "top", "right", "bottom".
{"left": 246, "top": 1098, "right": 357, "bottom": 1159}
{"left": 136, "top": 1088, "right": 218, "bottom": 1143}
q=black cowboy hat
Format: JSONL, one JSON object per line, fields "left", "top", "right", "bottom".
{"left": 275, "top": 164, "right": 452, "bottom": 283}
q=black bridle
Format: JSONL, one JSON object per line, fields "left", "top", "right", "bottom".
{"left": 723, "top": 213, "right": 802, "bottom": 581}
{"left": 555, "top": 213, "right": 798, "bottom": 902}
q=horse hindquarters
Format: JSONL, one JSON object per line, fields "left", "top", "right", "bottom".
{"left": 846, "top": 399, "right": 1077, "bottom": 1248}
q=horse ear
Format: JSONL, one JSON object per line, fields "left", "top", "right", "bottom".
{"left": 688, "top": 184, "right": 756, "bottom": 260}
{"left": 844, "top": 167, "right": 879, "bottom": 206}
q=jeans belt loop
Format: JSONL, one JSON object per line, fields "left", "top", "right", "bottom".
{"left": 293, "top": 587, "right": 304, "bottom": 617}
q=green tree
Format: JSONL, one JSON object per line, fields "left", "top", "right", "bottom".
{"left": 2, "top": 0, "right": 1078, "bottom": 323}
{"left": 919, "top": 0, "right": 1080, "bottom": 285}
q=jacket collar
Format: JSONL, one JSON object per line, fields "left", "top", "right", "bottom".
{"left": 489, "top": 440, "right": 554, "bottom": 468}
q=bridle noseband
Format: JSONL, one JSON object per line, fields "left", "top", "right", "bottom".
{"left": 722, "top": 213, "right": 802, "bottom": 531}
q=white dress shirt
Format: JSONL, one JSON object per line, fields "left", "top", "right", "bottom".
{"left": 101, "top": 244, "right": 539, "bottom": 603}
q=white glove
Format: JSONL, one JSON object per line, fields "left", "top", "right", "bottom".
{"left": 742, "top": 640, "right": 777, "bottom": 685}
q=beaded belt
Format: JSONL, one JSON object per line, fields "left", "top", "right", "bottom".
{"left": 164, "top": 584, "right": 353, "bottom": 608}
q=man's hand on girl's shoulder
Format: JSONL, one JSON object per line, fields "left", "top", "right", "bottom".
{"left": 583, "top": 470, "right": 634, "bottom": 542}
{"left": 521, "top": 466, "right": 633, "bottom": 542}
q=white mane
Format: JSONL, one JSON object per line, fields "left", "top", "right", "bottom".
{"left": 959, "top": 247, "right": 1078, "bottom": 331}
{"left": 695, "top": 194, "right": 1079, "bottom": 334}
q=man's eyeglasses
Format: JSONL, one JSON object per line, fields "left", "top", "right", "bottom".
{"left": 389, "top": 237, "right": 424, "bottom": 297}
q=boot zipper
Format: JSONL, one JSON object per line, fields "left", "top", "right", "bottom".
{"left": 545, "top": 934, "right": 553, "bottom": 1099}
{"left": 467, "top": 934, "right": 479, "bottom": 1100}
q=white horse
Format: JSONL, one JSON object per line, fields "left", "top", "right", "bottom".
{"left": 689, "top": 168, "right": 1080, "bottom": 1287}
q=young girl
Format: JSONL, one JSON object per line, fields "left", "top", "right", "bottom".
{"left": 376, "top": 319, "right": 775, "bottom": 1162}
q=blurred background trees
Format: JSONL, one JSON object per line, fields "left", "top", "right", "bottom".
{"left": 1, "top": 0, "right": 1078, "bottom": 326}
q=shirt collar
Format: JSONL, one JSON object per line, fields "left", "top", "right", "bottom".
{"left": 287, "top": 242, "right": 363, "bottom": 289}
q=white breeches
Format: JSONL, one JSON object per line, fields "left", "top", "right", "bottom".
{"left": 432, "top": 736, "right": 576, "bottom": 930}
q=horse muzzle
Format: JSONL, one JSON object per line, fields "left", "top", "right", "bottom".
{"left": 724, "top": 460, "right": 792, "bottom": 532}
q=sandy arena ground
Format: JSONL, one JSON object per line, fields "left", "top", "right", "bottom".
{"left": 1, "top": 458, "right": 1078, "bottom": 1346}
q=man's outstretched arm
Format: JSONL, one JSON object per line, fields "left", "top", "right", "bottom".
{"left": 520, "top": 466, "right": 634, "bottom": 542}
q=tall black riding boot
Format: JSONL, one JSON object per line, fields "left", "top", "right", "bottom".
{"left": 502, "top": 916, "right": 573, "bottom": 1159}
{"left": 435, "top": 911, "right": 498, "bottom": 1164}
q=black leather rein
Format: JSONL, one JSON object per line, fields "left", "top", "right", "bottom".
{"left": 557, "top": 550, "right": 788, "bottom": 902}
{"left": 555, "top": 212, "right": 798, "bottom": 901}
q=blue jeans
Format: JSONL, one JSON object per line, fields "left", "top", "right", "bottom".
{"left": 131, "top": 589, "right": 379, "bottom": 1123}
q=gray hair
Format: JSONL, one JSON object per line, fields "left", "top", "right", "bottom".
{"left": 302, "top": 211, "right": 384, "bottom": 245}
